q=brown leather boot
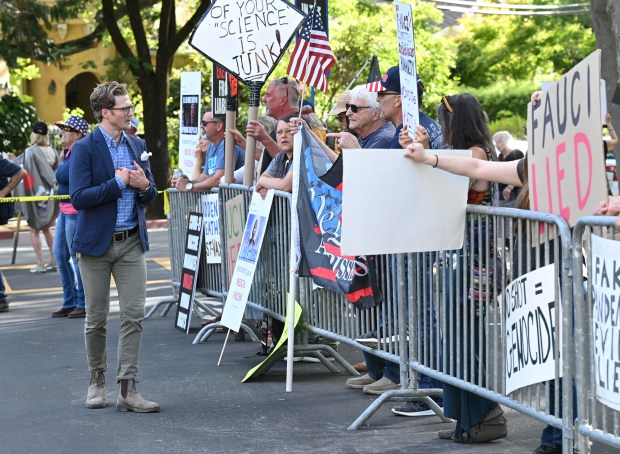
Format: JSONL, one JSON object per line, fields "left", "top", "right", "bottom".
{"left": 85, "top": 371, "right": 106, "bottom": 409}
{"left": 116, "top": 379, "right": 160, "bottom": 413}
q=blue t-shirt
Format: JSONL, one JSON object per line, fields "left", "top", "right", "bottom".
{"left": 204, "top": 140, "right": 245, "bottom": 177}
{"left": 358, "top": 122, "right": 395, "bottom": 149}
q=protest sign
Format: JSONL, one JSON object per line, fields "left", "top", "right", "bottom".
{"left": 225, "top": 194, "right": 246, "bottom": 285}
{"left": 592, "top": 234, "right": 620, "bottom": 411}
{"left": 527, "top": 50, "right": 606, "bottom": 226}
{"left": 202, "top": 194, "right": 221, "bottom": 264}
{"left": 178, "top": 72, "right": 201, "bottom": 177}
{"left": 189, "top": 0, "right": 305, "bottom": 85}
{"left": 221, "top": 190, "right": 275, "bottom": 332}
{"left": 175, "top": 212, "right": 204, "bottom": 333}
{"left": 341, "top": 148, "right": 470, "bottom": 255}
{"left": 505, "top": 264, "right": 561, "bottom": 394}
{"left": 394, "top": 0, "right": 419, "bottom": 136}
{"left": 212, "top": 63, "right": 229, "bottom": 116}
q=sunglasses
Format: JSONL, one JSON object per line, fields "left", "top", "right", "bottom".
{"left": 108, "top": 104, "right": 136, "bottom": 115}
{"left": 441, "top": 95, "right": 453, "bottom": 113}
{"left": 201, "top": 120, "right": 220, "bottom": 126}
{"left": 280, "top": 77, "right": 290, "bottom": 99}
{"left": 346, "top": 104, "right": 371, "bottom": 113}
{"left": 59, "top": 125, "right": 78, "bottom": 133}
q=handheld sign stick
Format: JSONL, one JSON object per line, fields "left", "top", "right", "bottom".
{"left": 224, "top": 73, "right": 238, "bottom": 184}
{"left": 243, "top": 82, "right": 262, "bottom": 186}
{"left": 217, "top": 330, "right": 231, "bottom": 366}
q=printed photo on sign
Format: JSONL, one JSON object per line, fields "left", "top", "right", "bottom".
{"left": 175, "top": 212, "right": 204, "bottom": 333}
{"left": 504, "top": 264, "right": 561, "bottom": 394}
{"left": 591, "top": 234, "right": 620, "bottom": 411}
{"left": 238, "top": 214, "right": 264, "bottom": 264}
{"left": 178, "top": 72, "right": 202, "bottom": 176}
{"left": 181, "top": 95, "right": 199, "bottom": 134}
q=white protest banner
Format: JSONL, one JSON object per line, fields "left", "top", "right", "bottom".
{"left": 527, "top": 50, "right": 606, "bottom": 227}
{"left": 592, "top": 234, "right": 620, "bottom": 411}
{"left": 202, "top": 194, "right": 221, "bottom": 264}
{"left": 341, "top": 148, "right": 470, "bottom": 255}
{"left": 394, "top": 0, "right": 419, "bottom": 136}
{"left": 221, "top": 189, "right": 275, "bottom": 332}
{"left": 505, "top": 264, "right": 561, "bottom": 394}
{"left": 175, "top": 212, "right": 204, "bottom": 333}
{"left": 189, "top": 0, "right": 305, "bottom": 85}
{"left": 225, "top": 194, "right": 246, "bottom": 285}
{"left": 178, "top": 72, "right": 201, "bottom": 177}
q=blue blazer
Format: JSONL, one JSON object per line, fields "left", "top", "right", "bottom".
{"left": 70, "top": 126, "right": 157, "bottom": 256}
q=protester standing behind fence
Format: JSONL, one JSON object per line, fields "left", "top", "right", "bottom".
{"left": 50, "top": 116, "right": 89, "bottom": 319}
{"left": 0, "top": 157, "right": 26, "bottom": 312}
{"left": 16, "top": 122, "right": 60, "bottom": 273}
{"left": 70, "top": 81, "right": 159, "bottom": 413}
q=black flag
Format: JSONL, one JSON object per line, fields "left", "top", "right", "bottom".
{"left": 367, "top": 55, "right": 382, "bottom": 83}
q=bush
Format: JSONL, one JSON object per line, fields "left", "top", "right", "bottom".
{"left": 463, "top": 80, "right": 538, "bottom": 124}
{"left": 0, "top": 93, "right": 38, "bottom": 153}
{"left": 488, "top": 114, "right": 527, "bottom": 141}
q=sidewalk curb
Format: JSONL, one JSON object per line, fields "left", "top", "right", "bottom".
{"left": 0, "top": 219, "right": 168, "bottom": 241}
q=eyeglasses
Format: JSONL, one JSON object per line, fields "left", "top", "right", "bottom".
{"left": 108, "top": 104, "right": 136, "bottom": 115}
{"left": 201, "top": 120, "right": 220, "bottom": 126}
{"left": 346, "top": 104, "right": 371, "bottom": 113}
{"left": 377, "top": 91, "right": 400, "bottom": 98}
{"left": 441, "top": 95, "right": 453, "bottom": 113}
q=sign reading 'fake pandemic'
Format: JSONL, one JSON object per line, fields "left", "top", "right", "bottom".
{"left": 190, "top": 0, "right": 305, "bottom": 84}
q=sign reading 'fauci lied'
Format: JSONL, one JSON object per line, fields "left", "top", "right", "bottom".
{"left": 189, "top": 0, "right": 305, "bottom": 84}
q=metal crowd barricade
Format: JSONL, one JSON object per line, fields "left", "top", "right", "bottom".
{"left": 401, "top": 204, "right": 574, "bottom": 449}
{"left": 572, "top": 215, "right": 620, "bottom": 453}
{"left": 146, "top": 188, "right": 223, "bottom": 319}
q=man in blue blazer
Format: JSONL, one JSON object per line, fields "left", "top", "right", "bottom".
{"left": 70, "top": 81, "right": 159, "bottom": 413}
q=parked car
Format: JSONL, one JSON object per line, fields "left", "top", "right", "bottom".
{"left": 607, "top": 151, "right": 618, "bottom": 196}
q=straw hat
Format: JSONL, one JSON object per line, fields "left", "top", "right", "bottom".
{"left": 327, "top": 90, "right": 352, "bottom": 116}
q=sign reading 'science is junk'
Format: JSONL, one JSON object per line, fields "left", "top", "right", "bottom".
{"left": 190, "top": 0, "right": 305, "bottom": 84}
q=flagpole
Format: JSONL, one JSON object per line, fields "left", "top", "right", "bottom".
{"left": 286, "top": 126, "right": 303, "bottom": 393}
{"left": 344, "top": 44, "right": 383, "bottom": 91}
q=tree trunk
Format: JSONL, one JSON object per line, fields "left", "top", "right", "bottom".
{"left": 138, "top": 73, "right": 170, "bottom": 219}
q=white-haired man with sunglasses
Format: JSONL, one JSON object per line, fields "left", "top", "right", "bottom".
{"left": 326, "top": 84, "right": 394, "bottom": 150}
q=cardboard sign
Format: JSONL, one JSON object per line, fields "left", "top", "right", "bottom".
{"left": 504, "top": 264, "right": 561, "bottom": 394}
{"left": 394, "top": 0, "right": 419, "bottom": 136}
{"left": 225, "top": 194, "right": 246, "bottom": 285}
{"left": 202, "top": 193, "right": 221, "bottom": 264}
{"left": 189, "top": 0, "right": 306, "bottom": 85}
{"left": 212, "top": 63, "right": 229, "bottom": 115}
{"left": 341, "top": 148, "right": 471, "bottom": 255}
{"left": 592, "top": 234, "right": 620, "bottom": 411}
{"left": 527, "top": 50, "right": 607, "bottom": 226}
{"left": 221, "top": 189, "right": 275, "bottom": 332}
{"left": 175, "top": 212, "right": 204, "bottom": 333}
{"left": 178, "top": 72, "right": 202, "bottom": 177}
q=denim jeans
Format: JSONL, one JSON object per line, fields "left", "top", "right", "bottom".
{"left": 0, "top": 268, "right": 6, "bottom": 300}
{"left": 53, "top": 212, "right": 85, "bottom": 309}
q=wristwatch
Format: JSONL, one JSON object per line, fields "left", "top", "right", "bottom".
{"left": 186, "top": 182, "right": 193, "bottom": 192}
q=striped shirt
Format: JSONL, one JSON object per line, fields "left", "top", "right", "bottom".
{"left": 99, "top": 126, "right": 138, "bottom": 231}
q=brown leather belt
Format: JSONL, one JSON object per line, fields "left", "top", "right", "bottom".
{"left": 113, "top": 226, "right": 139, "bottom": 242}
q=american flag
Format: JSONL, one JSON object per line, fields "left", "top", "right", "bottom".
{"left": 286, "top": 7, "right": 336, "bottom": 92}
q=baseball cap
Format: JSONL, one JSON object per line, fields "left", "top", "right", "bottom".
{"left": 327, "top": 90, "right": 351, "bottom": 116}
{"left": 55, "top": 115, "right": 89, "bottom": 134}
{"left": 367, "top": 66, "right": 400, "bottom": 93}
{"left": 32, "top": 121, "right": 48, "bottom": 135}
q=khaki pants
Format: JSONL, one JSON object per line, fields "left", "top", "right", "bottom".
{"left": 80, "top": 233, "right": 146, "bottom": 381}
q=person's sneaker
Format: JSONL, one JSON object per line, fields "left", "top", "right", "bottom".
{"left": 533, "top": 445, "right": 562, "bottom": 454}
{"left": 392, "top": 400, "right": 439, "bottom": 417}
{"left": 30, "top": 264, "right": 47, "bottom": 273}
{"left": 0, "top": 300, "right": 8, "bottom": 313}
{"left": 45, "top": 262, "right": 58, "bottom": 272}
{"left": 346, "top": 374, "right": 376, "bottom": 389}
{"left": 362, "top": 376, "right": 399, "bottom": 395}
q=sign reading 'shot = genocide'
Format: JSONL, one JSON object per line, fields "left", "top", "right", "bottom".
{"left": 592, "top": 234, "right": 620, "bottom": 411}
{"left": 504, "top": 264, "right": 561, "bottom": 394}
{"left": 189, "top": 0, "right": 305, "bottom": 85}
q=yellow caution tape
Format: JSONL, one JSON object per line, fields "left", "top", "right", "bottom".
{"left": 0, "top": 191, "right": 167, "bottom": 204}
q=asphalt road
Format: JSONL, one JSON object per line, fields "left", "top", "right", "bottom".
{"left": 0, "top": 228, "right": 618, "bottom": 453}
